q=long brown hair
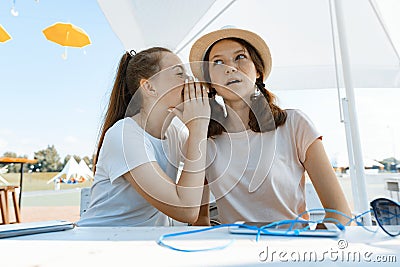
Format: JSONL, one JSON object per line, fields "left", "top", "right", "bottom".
{"left": 94, "top": 47, "right": 172, "bottom": 173}
{"left": 203, "top": 38, "right": 287, "bottom": 137}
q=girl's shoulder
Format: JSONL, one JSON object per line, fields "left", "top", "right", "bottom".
{"left": 284, "top": 109, "right": 314, "bottom": 125}
{"left": 283, "top": 109, "right": 319, "bottom": 136}
{"left": 284, "top": 109, "right": 308, "bottom": 120}
{"left": 105, "top": 117, "right": 144, "bottom": 139}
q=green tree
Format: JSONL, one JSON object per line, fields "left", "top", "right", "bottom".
{"left": 2, "top": 151, "right": 17, "bottom": 158}
{"left": 81, "top": 156, "right": 90, "bottom": 165}
{"left": 1, "top": 152, "right": 18, "bottom": 173}
{"left": 34, "top": 145, "right": 62, "bottom": 172}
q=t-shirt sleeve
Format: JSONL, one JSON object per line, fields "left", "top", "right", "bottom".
{"left": 292, "top": 110, "right": 322, "bottom": 163}
{"left": 99, "top": 120, "right": 157, "bottom": 184}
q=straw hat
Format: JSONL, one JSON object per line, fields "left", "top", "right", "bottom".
{"left": 189, "top": 28, "right": 272, "bottom": 81}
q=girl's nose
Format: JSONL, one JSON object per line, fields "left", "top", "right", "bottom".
{"left": 224, "top": 63, "right": 238, "bottom": 74}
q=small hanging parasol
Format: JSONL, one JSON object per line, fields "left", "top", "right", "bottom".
{"left": 42, "top": 22, "right": 91, "bottom": 59}
{"left": 0, "top": 25, "right": 12, "bottom": 43}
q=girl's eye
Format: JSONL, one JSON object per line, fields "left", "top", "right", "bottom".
{"left": 236, "top": 54, "right": 246, "bottom": 60}
{"left": 213, "top": 59, "right": 223, "bottom": 65}
{"left": 176, "top": 72, "right": 184, "bottom": 77}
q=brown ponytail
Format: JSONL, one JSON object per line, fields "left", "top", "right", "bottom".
{"left": 94, "top": 47, "right": 172, "bottom": 173}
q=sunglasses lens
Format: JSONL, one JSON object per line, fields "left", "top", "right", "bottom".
{"left": 372, "top": 199, "right": 400, "bottom": 236}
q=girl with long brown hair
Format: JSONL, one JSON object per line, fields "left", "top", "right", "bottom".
{"left": 78, "top": 47, "right": 210, "bottom": 226}
{"left": 189, "top": 28, "right": 352, "bottom": 226}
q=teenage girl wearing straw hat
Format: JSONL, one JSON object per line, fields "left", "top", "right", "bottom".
{"left": 78, "top": 47, "right": 210, "bottom": 226}
{"left": 189, "top": 28, "right": 351, "bottom": 225}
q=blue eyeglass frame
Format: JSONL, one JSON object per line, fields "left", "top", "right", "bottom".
{"left": 370, "top": 197, "right": 400, "bottom": 237}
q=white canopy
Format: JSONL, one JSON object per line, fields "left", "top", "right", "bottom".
{"left": 97, "top": 0, "right": 217, "bottom": 53}
{"left": 98, "top": 0, "right": 400, "bottom": 90}
{"left": 47, "top": 158, "right": 93, "bottom": 184}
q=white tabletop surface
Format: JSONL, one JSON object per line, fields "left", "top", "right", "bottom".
{"left": 0, "top": 226, "right": 398, "bottom": 266}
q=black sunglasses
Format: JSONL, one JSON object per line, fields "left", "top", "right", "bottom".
{"left": 370, "top": 198, "right": 400, "bottom": 237}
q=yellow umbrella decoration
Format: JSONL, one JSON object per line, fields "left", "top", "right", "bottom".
{"left": 42, "top": 22, "right": 91, "bottom": 59}
{"left": 0, "top": 25, "right": 12, "bottom": 43}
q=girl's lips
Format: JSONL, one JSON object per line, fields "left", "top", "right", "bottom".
{"left": 226, "top": 80, "right": 241, "bottom": 86}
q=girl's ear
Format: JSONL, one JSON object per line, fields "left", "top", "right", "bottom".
{"left": 140, "top": 79, "right": 157, "bottom": 97}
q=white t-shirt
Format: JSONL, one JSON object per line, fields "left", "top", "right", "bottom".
{"left": 205, "top": 109, "right": 321, "bottom": 223}
{"left": 77, "top": 117, "right": 188, "bottom": 227}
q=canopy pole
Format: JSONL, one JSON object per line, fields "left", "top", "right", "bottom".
{"left": 342, "top": 98, "right": 360, "bottom": 213}
{"left": 19, "top": 163, "right": 24, "bottom": 208}
{"left": 328, "top": 0, "right": 344, "bottom": 123}
{"left": 334, "top": 0, "right": 371, "bottom": 225}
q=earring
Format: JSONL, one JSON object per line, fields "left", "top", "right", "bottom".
{"left": 254, "top": 84, "right": 260, "bottom": 97}
{"left": 251, "top": 84, "right": 260, "bottom": 101}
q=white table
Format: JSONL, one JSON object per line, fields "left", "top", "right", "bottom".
{"left": 0, "top": 226, "right": 398, "bottom": 266}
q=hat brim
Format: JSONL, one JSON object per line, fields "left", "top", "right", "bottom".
{"left": 189, "top": 28, "right": 272, "bottom": 82}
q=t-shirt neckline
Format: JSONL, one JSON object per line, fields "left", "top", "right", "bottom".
{"left": 126, "top": 117, "right": 168, "bottom": 143}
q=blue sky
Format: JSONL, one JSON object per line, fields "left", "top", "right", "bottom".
{"left": 0, "top": 0, "right": 399, "bottom": 163}
{"left": 0, "top": 0, "right": 123, "bottom": 159}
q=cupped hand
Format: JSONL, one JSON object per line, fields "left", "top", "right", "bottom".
{"left": 170, "top": 77, "right": 211, "bottom": 130}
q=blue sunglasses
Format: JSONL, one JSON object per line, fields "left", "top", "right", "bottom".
{"left": 370, "top": 198, "right": 400, "bottom": 237}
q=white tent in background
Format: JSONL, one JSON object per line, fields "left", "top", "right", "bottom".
{"left": 78, "top": 160, "right": 94, "bottom": 181}
{"left": 47, "top": 157, "right": 92, "bottom": 185}
{"left": 0, "top": 166, "right": 10, "bottom": 185}
{"left": 47, "top": 157, "right": 80, "bottom": 184}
